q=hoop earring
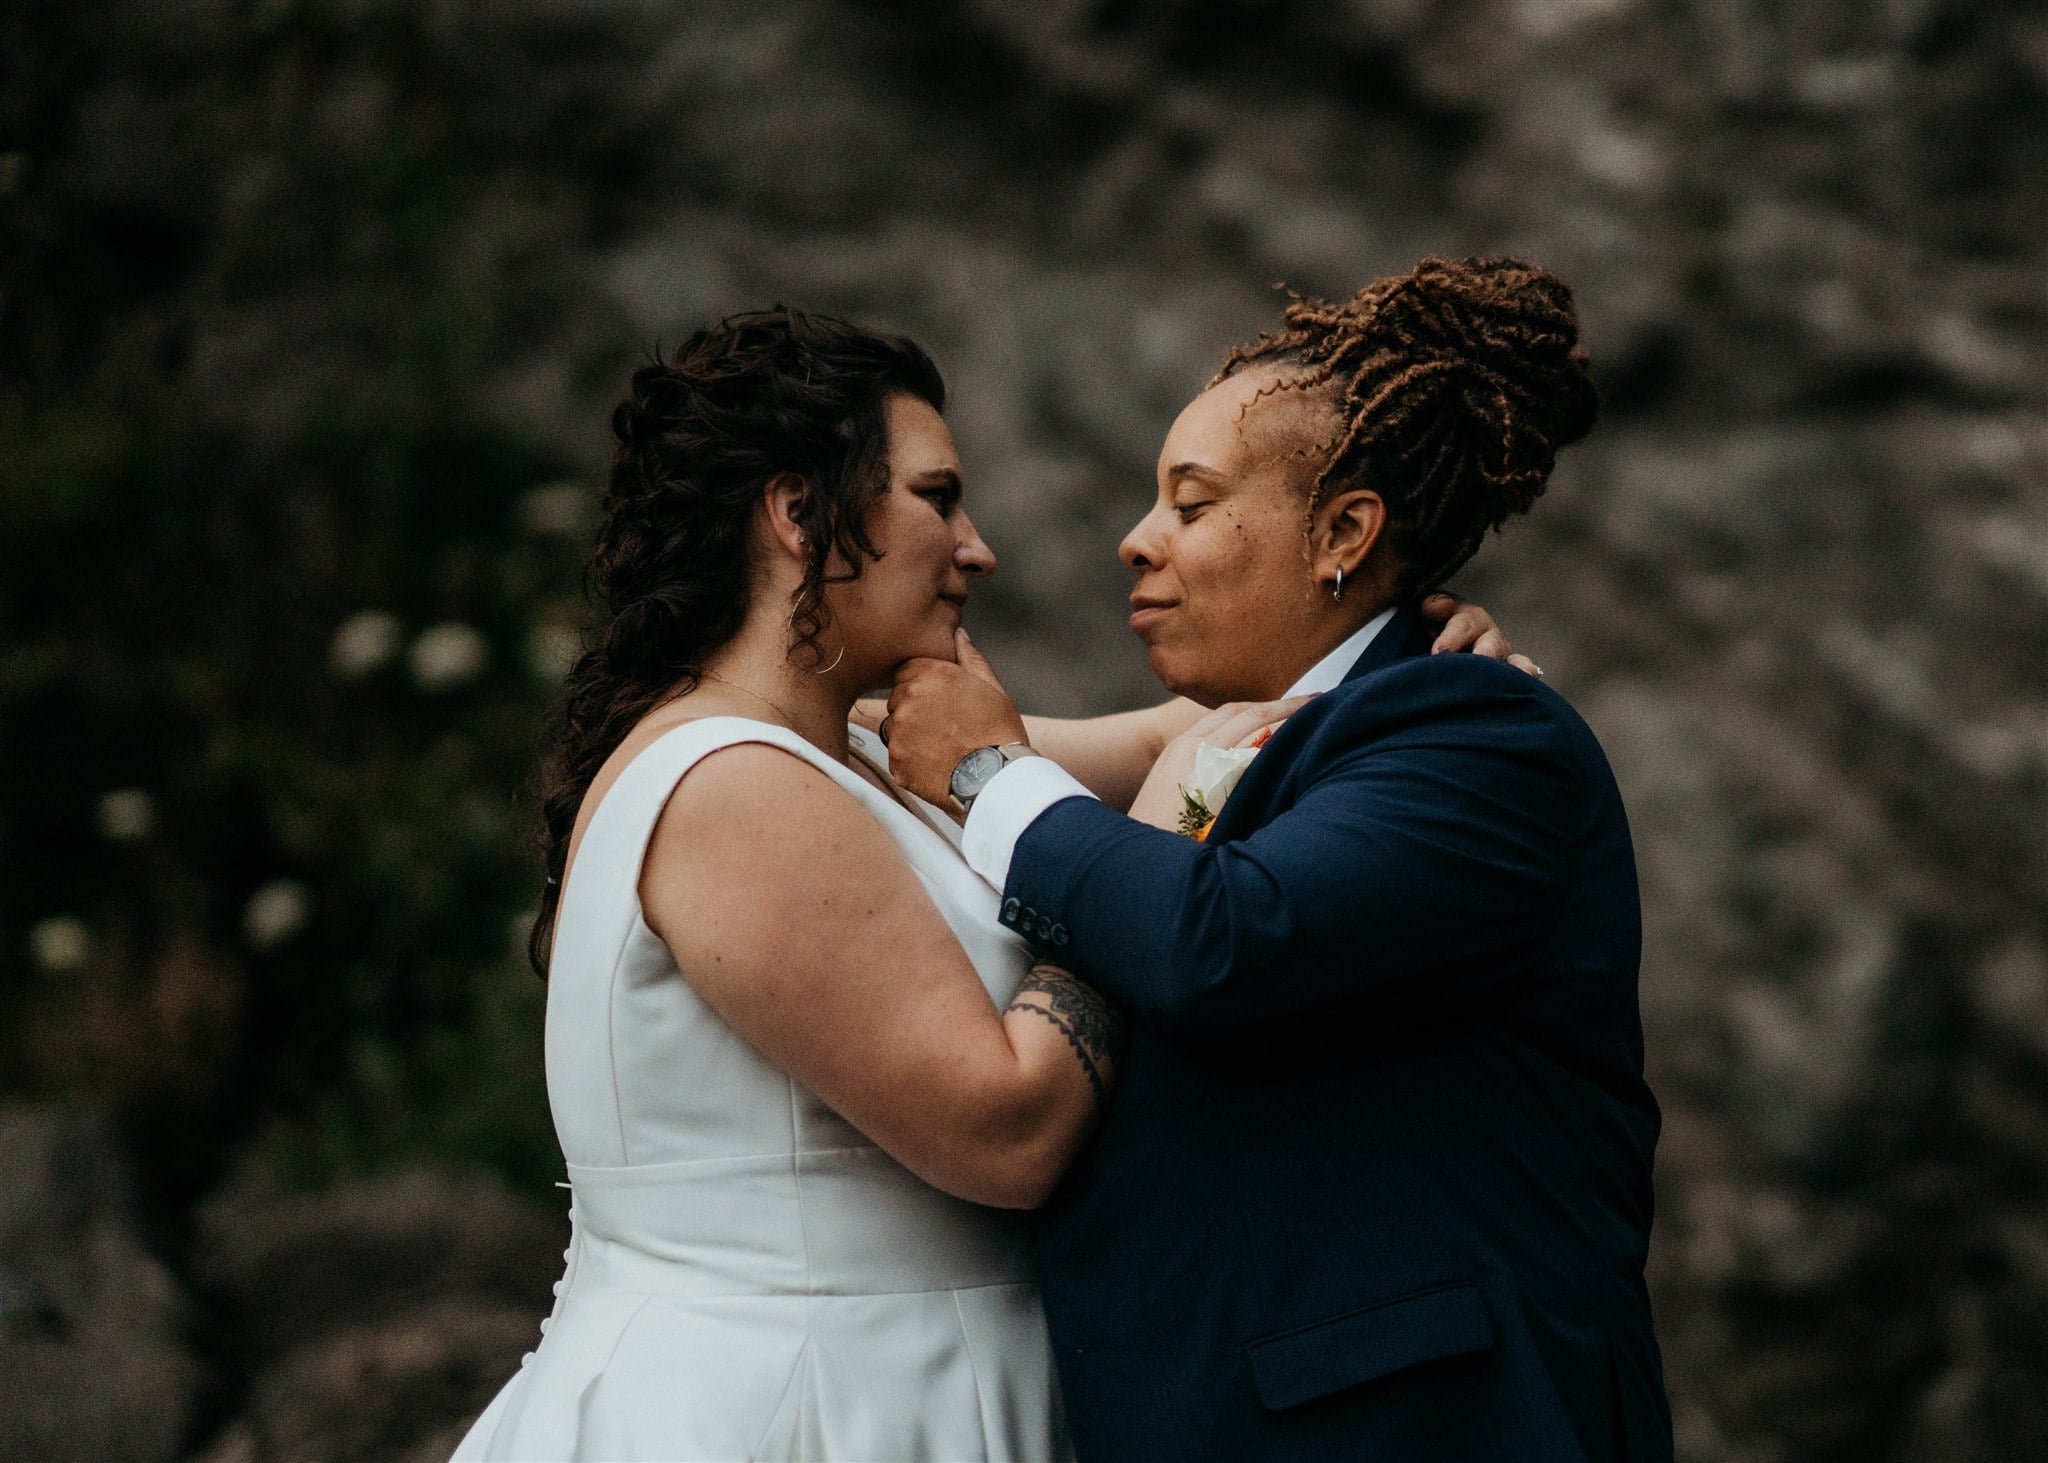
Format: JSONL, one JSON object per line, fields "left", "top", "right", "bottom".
{"left": 1332, "top": 565, "right": 1345, "bottom": 602}
{"left": 783, "top": 582, "right": 844, "bottom": 674}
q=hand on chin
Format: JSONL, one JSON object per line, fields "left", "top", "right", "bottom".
{"left": 883, "top": 629, "right": 1028, "bottom": 808}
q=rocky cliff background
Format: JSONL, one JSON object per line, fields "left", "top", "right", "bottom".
{"left": 4, "top": 1, "right": 2046, "bottom": 1459}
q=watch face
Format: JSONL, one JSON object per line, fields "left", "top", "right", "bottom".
{"left": 951, "top": 745, "right": 1004, "bottom": 799}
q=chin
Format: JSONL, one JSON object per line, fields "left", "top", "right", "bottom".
{"left": 1145, "top": 646, "right": 1219, "bottom": 708}
{"left": 906, "top": 625, "right": 959, "bottom": 663}
{"left": 1152, "top": 648, "right": 1280, "bottom": 709}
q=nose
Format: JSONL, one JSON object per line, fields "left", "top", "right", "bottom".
{"left": 1119, "top": 504, "right": 1167, "bottom": 574}
{"left": 956, "top": 512, "right": 996, "bottom": 577}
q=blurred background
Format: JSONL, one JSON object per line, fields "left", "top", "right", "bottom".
{"left": 4, "top": 1, "right": 2046, "bottom": 1459}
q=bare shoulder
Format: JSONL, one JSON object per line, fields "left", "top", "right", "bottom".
{"left": 639, "top": 735, "right": 919, "bottom": 942}
{"left": 565, "top": 713, "right": 793, "bottom": 869}
{"left": 646, "top": 737, "right": 877, "bottom": 868}
{"left": 638, "top": 733, "right": 981, "bottom": 1023}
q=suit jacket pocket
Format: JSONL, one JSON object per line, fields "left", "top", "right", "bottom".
{"left": 1247, "top": 1280, "right": 1496, "bottom": 1412}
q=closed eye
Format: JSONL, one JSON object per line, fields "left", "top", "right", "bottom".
{"left": 1174, "top": 500, "right": 1214, "bottom": 520}
{"left": 913, "top": 469, "right": 964, "bottom": 514}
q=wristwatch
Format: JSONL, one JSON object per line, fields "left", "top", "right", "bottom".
{"left": 948, "top": 741, "right": 1040, "bottom": 813}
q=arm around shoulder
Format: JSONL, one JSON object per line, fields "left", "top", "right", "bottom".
{"left": 1019, "top": 697, "right": 1206, "bottom": 810}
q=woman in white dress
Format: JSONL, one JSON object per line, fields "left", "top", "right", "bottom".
{"left": 450, "top": 308, "right": 1136, "bottom": 1463}
{"left": 454, "top": 308, "right": 1513, "bottom": 1462}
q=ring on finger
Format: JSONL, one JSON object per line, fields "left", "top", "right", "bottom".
{"left": 878, "top": 714, "right": 894, "bottom": 745}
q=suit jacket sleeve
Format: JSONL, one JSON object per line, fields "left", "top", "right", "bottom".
{"left": 1001, "top": 661, "right": 1591, "bottom": 1035}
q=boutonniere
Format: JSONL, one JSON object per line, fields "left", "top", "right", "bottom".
{"left": 1175, "top": 728, "right": 1273, "bottom": 841}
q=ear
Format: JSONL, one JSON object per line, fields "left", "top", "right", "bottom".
{"left": 760, "top": 471, "right": 810, "bottom": 560}
{"left": 1314, "top": 486, "right": 1387, "bottom": 584}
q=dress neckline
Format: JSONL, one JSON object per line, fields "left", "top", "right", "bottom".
{"left": 591, "top": 714, "right": 960, "bottom": 865}
{"left": 845, "top": 736, "right": 959, "bottom": 847}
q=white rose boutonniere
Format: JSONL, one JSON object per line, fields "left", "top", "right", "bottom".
{"left": 1175, "top": 728, "right": 1272, "bottom": 841}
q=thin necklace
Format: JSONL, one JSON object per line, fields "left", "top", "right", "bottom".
{"left": 697, "top": 669, "right": 805, "bottom": 729}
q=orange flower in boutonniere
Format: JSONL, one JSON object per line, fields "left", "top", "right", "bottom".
{"left": 1175, "top": 726, "right": 1274, "bottom": 841}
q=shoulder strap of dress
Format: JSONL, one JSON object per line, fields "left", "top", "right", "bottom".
{"left": 553, "top": 716, "right": 850, "bottom": 969}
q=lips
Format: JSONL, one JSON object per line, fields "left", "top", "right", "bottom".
{"left": 1128, "top": 597, "right": 1177, "bottom": 633}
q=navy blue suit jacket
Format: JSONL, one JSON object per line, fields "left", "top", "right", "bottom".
{"left": 999, "top": 606, "right": 1671, "bottom": 1461}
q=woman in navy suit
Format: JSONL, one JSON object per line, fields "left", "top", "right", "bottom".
{"left": 887, "top": 256, "right": 1672, "bottom": 1462}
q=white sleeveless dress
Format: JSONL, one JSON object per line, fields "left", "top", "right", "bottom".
{"left": 452, "top": 717, "right": 1072, "bottom": 1462}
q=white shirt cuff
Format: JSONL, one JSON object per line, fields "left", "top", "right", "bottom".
{"left": 961, "top": 755, "right": 1097, "bottom": 892}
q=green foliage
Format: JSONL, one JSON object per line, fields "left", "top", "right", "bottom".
{"left": 0, "top": 0, "right": 632, "bottom": 1204}
{"left": 0, "top": 382, "right": 581, "bottom": 1200}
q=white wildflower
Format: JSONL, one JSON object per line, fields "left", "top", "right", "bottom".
{"left": 329, "top": 610, "right": 404, "bottom": 680}
{"left": 243, "top": 880, "right": 310, "bottom": 951}
{"left": 30, "top": 916, "right": 91, "bottom": 971}
{"left": 409, "top": 622, "right": 490, "bottom": 690}
{"left": 521, "top": 482, "right": 590, "bottom": 537}
{"left": 526, "top": 622, "right": 581, "bottom": 681}
{"left": 96, "top": 787, "right": 157, "bottom": 843}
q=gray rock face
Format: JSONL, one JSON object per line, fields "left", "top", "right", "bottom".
{"left": 192, "top": 1167, "right": 568, "bottom": 1460}
{"left": 193, "top": 1298, "right": 540, "bottom": 1463}
{"left": 0, "top": 1104, "right": 201, "bottom": 1463}
{"left": 194, "top": 1165, "right": 567, "bottom": 1369}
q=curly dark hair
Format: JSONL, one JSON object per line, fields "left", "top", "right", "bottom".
{"left": 528, "top": 307, "right": 945, "bottom": 975}
{"left": 1215, "top": 256, "right": 1598, "bottom": 597}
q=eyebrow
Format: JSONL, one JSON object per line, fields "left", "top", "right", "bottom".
{"left": 911, "top": 467, "right": 964, "bottom": 489}
{"left": 1168, "top": 462, "right": 1227, "bottom": 486}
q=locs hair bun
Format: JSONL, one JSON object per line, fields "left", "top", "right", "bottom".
{"left": 1390, "top": 256, "right": 1598, "bottom": 463}
{"left": 1218, "top": 254, "right": 1597, "bottom": 596}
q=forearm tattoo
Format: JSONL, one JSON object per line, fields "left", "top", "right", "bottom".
{"left": 1006, "top": 963, "right": 1128, "bottom": 1107}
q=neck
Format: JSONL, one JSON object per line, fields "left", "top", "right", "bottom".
{"left": 1267, "top": 595, "right": 1397, "bottom": 695}
{"left": 696, "top": 609, "right": 857, "bottom": 761}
